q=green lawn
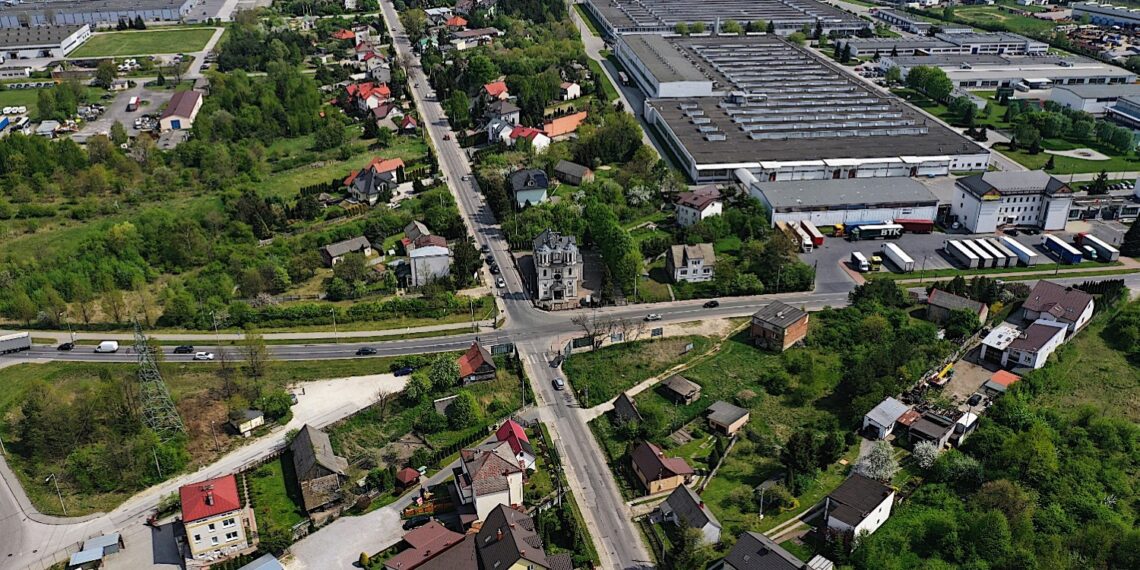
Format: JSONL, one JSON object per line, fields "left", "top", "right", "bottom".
{"left": 258, "top": 136, "right": 429, "bottom": 200}
{"left": 248, "top": 455, "right": 306, "bottom": 532}
{"left": 71, "top": 28, "right": 218, "bottom": 58}
{"left": 942, "top": 6, "right": 1060, "bottom": 36}
{"left": 574, "top": 4, "right": 604, "bottom": 37}
{"left": 1003, "top": 146, "right": 1140, "bottom": 174}
{"left": 562, "top": 335, "right": 712, "bottom": 405}
{"left": 595, "top": 56, "right": 621, "bottom": 103}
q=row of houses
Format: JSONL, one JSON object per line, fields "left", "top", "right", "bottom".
{"left": 980, "top": 280, "right": 1094, "bottom": 369}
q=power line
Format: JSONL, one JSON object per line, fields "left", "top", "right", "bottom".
{"left": 135, "top": 320, "right": 186, "bottom": 442}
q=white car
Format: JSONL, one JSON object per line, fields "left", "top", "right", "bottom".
{"left": 193, "top": 352, "right": 215, "bottom": 361}
{"left": 644, "top": 313, "right": 662, "bottom": 321}
{"left": 496, "top": 277, "right": 506, "bottom": 288}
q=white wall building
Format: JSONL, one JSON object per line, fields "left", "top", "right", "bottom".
{"left": 745, "top": 175, "right": 940, "bottom": 227}
{"left": 667, "top": 243, "right": 715, "bottom": 283}
{"left": 825, "top": 474, "right": 895, "bottom": 544}
{"left": 0, "top": 25, "right": 90, "bottom": 60}
{"left": 409, "top": 245, "right": 451, "bottom": 286}
{"left": 981, "top": 320, "right": 1068, "bottom": 369}
{"left": 1049, "top": 84, "right": 1140, "bottom": 116}
{"left": 1021, "top": 280, "right": 1095, "bottom": 335}
{"left": 533, "top": 229, "right": 581, "bottom": 309}
{"left": 952, "top": 171, "right": 1073, "bottom": 233}
{"left": 674, "top": 186, "right": 722, "bottom": 227}
{"left": 454, "top": 441, "right": 525, "bottom": 522}
{"left": 862, "top": 397, "right": 910, "bottom": 440}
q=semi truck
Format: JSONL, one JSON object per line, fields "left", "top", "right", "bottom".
{"left": 961, "top": 239, "right": 995, "bottom": 268}
{"left": 848, "top": 223, "right": 903, "bottom": 241}
{"left": 792, "top": 223, "right": 815, "bottom": 253}
{"left": 984, "top": 238, "right": 1018, "bottom": 269}
{"left": 776, "top": 222, "right": 807, "bottom": 252}
{"left": 799, "top": 220, "right": 825, "bottom": 247}
{"left": 944, "top": 240, "right": 980, "bottom": 268}
{"left": 1075, "top": 233, "right": 1120, "bottom": 262}
{"left": 1000, "top": 236, "right": 1039, "bottom": 267}
{"left": 974, "top": 239, "right": 1012, "bottom": 269}
{"left": 881, "top": 242, "right": 915, "bottom": 272}
{"left": 895, "top": 218, "right": 934, "bottom": 234}
{"left": 1042, "top": 234, "right": 1083, "bottom": 264}
{"left": 851, "top": 251, "right": 871, "bottom": 272}
{"left": 0, "top": 332, "right": 31, "bottom": 354}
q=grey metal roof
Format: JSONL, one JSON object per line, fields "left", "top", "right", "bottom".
{"left": 83, "top": 533, "right": 121, "bottom": 551}
{"left": 0, "top": 25, "right": 85, "bottom": 48}
{"left": 662, "top": 485, "right": 721, "bottom": 532}
{"left": 751, "top": 301, "right": 807, "bottom": 329}
{"left": 554, "top": 159, "right": 591, "bottom": 179}
{"left": 927, "top": 289, "right": 986, "bottom": 315}
{"left": 887, "top": 53, "right": 1011, "bottom": 67}
{"left": 1053, "top": 83, "right": 1140, "bottom": 100}
{"left": 723, "top": 531, "right": 805, "bottom": 570}
{"left": 321, "top": 236, "right": 372, "bottom": 258}
{"left": 706, "top": 400, "right": 749, "bottom": 427}
{"left": 662, "top": 374, "right": 700, "bottom": 396}
{"left": 613, "top": 392, "right": 643, "bottom": 424}
{"left": 589, "top": 0, "right": 863, "bottom": 31}
{"left": 622, "top": 34, "right": 709, "bottom": 84}
{"left": 956, "top": 171, "right": 1070, "bottom": 199}
{"left": 237, "top": 554, "right": 285, "bottom": 570}
{"left": 508, "top": 169, "right": 549, "bottom": 194}
{"left": 754, "top": 177, "right": 939, "bottom": 211}
{"left": 935, "top": 31, "right": 1043, "bottom": 46}
{"left": 864, "top": 397, "right": 909, "bottom": 428}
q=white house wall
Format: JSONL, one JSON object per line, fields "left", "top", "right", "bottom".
{"left": 769, "top": 205, "right": 938, "bottom": 229}
{"left": 852, "top": 492, "right": 895, "bottom": 539}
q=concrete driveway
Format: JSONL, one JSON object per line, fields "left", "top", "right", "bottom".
{"left": 72, "top": 84, "right": 177, "bottom": 142}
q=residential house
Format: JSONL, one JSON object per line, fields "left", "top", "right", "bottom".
{"left": 409, "top": 242, "right": 451, "bottom": 286}
{"left": 714, "top": 531, "right": 835, "bottom": 570}
{"left": 383, "top": 521, "right": 465, "bottom": 570}
{"left": 926, "top": 289, "right": 989, "bottom": 326}
{"left": 658, "top": 486, "right": 722, "bottom": 544}
{"left": 424, "top": 7, "right": 453, "bottom": 24}
{"left": 396, "top": 467, "right": 421, "bottom": 489}
{"left": 630, "top": 441, "right": 694, "bottom": 494}
{"left": 675, "top": 186, "right": 723, "bottom": 227}
{"left": 475, "top": 505, "right": 572, "bottom": 570}
{"left": 1021, "top": 280, "right": 1094, "bottom": 335}
{"left": 495, "top": 419, "right": 536, "bottom": 470}
{"left": 486, "top": 117, "right": 515, "bottom": 146}
{"left": 749, "top": 302, "right": 809, "bottom": 352}
{"left": 824, "top": 474, "right": 895, "bottom": 543}
{"left": 180, "top": 475, "right": 254, "bottom": 562}
{"left": 331, "top": 29, "right": 356, "bottom": 41}
{"left": 345, "top": 81, "right": 392, "bottom": 111}
{"left": 862, "top": 397, "right": 910, "bottom": 440}
{"left": 345, "top": 157, "right": 405, "bottom": 206}
{"left": 453, "top": 441, "right": 524, "bottom": 521}
{"left": 484, "top": 99, "right": 520, "bottom": 125}
{"left": 404, "top": 220, "right": 431, "bottom": 244}
{"left": 446, "top": 15, "right": 468, "bottom": 29}
{"left": 451, "top": 28, "right": 503, "bottom": 50}
{"left": 372, "top": 102, "right": 404, "bottom": 130}
{"left": 705, "top": 400, "right": 750, "bottom": 436}
{"left": 559, "top": 81, "right": 581, "bottom": 100}
{"left": 482, "top": 80, "right": 510, "bottom": 102}
{"left": 508, "top": 168, "right": 550, "bottom": 208}
{"left": 319, "top": 236, "right": 373, "bottom": 267}
{"left": 1007, "top": 319, "right": 1068, "bottom": 370}
{"left": 400, "top": 114, "right": 419, "bottom": 134}
{"left": 553, "top": 159, "right": 593, "bottom": 185}
{"left": 228, "top": 410, "right": 264, "bottom": 437}
{"left": 533, "top": 229, "right": 581, "bottom": 309}
{"left": 509, "top": 125, "right": 551, "bottom": 152}
{"left": 952, "top": 412, "right": 979, "bottom": 446}
{"left": 982, "top": 370, "right": 1021, "bottom": 397}
{"left": 290, "top": 424, "right": 349, "bottom": 513}
{"left": 159, "top": 90, "right": 203, "bottom": 131}
{"left": 908, "top": 412, "right": 956, "bottom": 449}
{"left": 613, "top": 392, "right": 642, "bottom": 424}
{"left": 395, "top": 534, "right": 478, "bottom": 569}
{"left": 661, "top": 374, "right": 701, "bottom": 405}
{"left": 667, "top": 243, "right": 716, "bottom": 283}
{"left": 455, "top": 0, "right": 499, "bottom": 16}
{"left": 542, "top": 110, "right": 587, "bottom": 139}
{"left": 457, "top": 341, "right": 497, "bottom": 384}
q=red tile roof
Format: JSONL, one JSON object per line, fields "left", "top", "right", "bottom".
{"left": 446, "top": 16, "right": 468, "bottom": 27}
{"left": 413, "top": 234, "right": 447, "bottom": 249}
{"left": 344, "top": 157, "right": 405, "bottom": 186}
{"left": 989, "top": 370, "right": 1021, "bottom": 388}
{"left": 495, "top": 420, "right": 529, "bottom": 445}
{"left": 631, "top": 442, "right": 693, "bottom": 482}
{"left": 457, "top": 341, "right": 494, "bottom": 378}
{"left": 396, "top": 467, "right": 421, "bottom": 485}
{"left": 510, "top": 125, "right": 545, "bottom": 141}
{"left": 179, "top": 475, "right": 241, "bottom": 523}
{"left": 401, "top": 115, "right": 419, "bottom": 129}
{"left": 483, "top": 81, "right": 508, "bottom": 98}
{"left": 346, "top": 82, "right": 391, "bottom": 101}
{"left": 385, "top": 521, "right": 464, "bottom": 570}
{"left": 542, "top": 111, "right": 587, "bottom": 137}
{"left": 332, "top": 29, "right": 355, "bottom": 40}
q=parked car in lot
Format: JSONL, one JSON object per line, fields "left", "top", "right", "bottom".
{"left": 193, "top": 352, "right": 215, "bottom": 360}
{"left": 703, "top": 300, "right": 720, "bottom": 308}
{"left": 394, "top": 366, "right": 415, "bottom": 376}
{"left": 403, "top": 516, "right": 431, "bottom": 530}
{"left": 355, "top": 347, "right": 377, "bottom": 356}
{"left": 644, "top": 313, "right": 662, "bottom": 321}
{"left": 552, "top": 377, "right": 566, "bottom": 390}
{"left": 496, "top": 277, "right": 506, "bottom": 288}
{"left": 173, "top": 345, "right": 194, "bottom": 354}
{"left": 967, "top": 394, "right": 983, "bottom": 407}
{"left": 57, "top": 342, "right": 74, "bottom": 351}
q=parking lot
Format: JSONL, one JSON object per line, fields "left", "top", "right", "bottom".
{"left": 72, "top": 84, "right": 177, "bottom": 143}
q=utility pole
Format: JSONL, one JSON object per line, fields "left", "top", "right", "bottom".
{"left": 59, "top": 311, "right": 74, "bottom": 344}
{"left": 210, "top": 421, "right": 220, "bottom": 452}
{"left": 45, "top": 473, "right": 66, "bottom": 515}
{"left": 920, "top": 255, "right": 928, "bottom": 284}
{"left": 330, "top": 308, "right": 339, "bottom": 344}
{"left": 153, "top": 448, "right": 163, "bottom": 478}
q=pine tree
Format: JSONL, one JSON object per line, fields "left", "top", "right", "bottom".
{"left": 1121, "top": 218, "right": 1140, "bottom": 257}
{"left": 1044, "top": 155, "right": 1055, "bottom": 170}
{"left": 841, "top": 43, "right": 852, "bottom": 64}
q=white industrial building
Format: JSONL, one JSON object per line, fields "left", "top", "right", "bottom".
{"left": 879, "top": 53, "right": 1136, "bottom": 90}
{"left": 743, "top": 175, "right": 940, "bottom": 227}
{"left": 1049, "top": 83, "right": 1140, "bottom": 116}
{"left": 0, "top": 0, "right": 194, "bottom": 28}
{"left": 951, "top": 171, "right": 1074, "bottom": 233}
{"left": 0, "top": 25, "right": 90, "bottom": 60}
{"left": 616, "top": 34, "right": 990, "bottom": 183}
{"left": 1073, "top": 2, "right": 1140, "bottom": 27}
{"left": 584, "top": 0, "right": 867, "bottom": 38}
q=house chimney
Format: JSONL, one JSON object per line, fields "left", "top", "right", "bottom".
{"left": 205, "top": 492, "right": 214, "bottom": 506}
{"left": 496, "top": 529, "right": 503, "bottom": 541}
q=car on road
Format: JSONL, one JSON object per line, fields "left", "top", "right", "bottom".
{"left": 485, "top": 254, "right": 495, "bottom": 263}
{"left": 403, "top": 516, "right": 431, "bottom": 531}
{"left": 703, "top": 300, "right": 720, "bottom": 308}
{"left": 193, "top": 352, "right": 215, "bottom": 361}
{"left": 461, "top": 174, "right": 470, "bottom": 181}
{"left": 967, "top": 394, "right": 983, "bottom": 407}
{"left": 443, "top": 133, "right": 451, "bottom": 140}
{"left": 645, "top": 313, "right": 662, "bottom": 321}
{"left": 480, "top": 244, "right": 491, "bottom": 253}
{"left": 57, "top": 342, "right": 74, "bottom": 351}
{"left": 173, "top": 345, "right": 195, "bottom": 354}
{"left": 394, "top": 366, "right": 415, "bottom": 376}
{"left": 355, "top": 347, "right": 378, "bottom": 356}
{"left": 490, "top": 264, "right": 500, "bottom": 274}
{"left": 496, "top": 277, "right": 506, "bottom": 288}
{"left": 552, "top": 377, "right": 566, "bottom": 390}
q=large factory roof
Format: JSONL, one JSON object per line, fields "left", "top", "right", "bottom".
{"left": 587, "top": 0, "right": 863, "bottom": 30}
{"left": 752, "top": 177, "right": 939, "bottom": 210}
{"left": 0, "top": 24, "right": 84, "bottom": 48}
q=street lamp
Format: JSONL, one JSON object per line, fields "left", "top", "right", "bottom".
{"left": 58, "top": 311, "right": 74, "bottom": 344}
{"left": 45, "top": 473, "right": 66, "bottom": 515}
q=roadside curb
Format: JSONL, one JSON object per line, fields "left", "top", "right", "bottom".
{"left": 0, "top": 454, "right": 106, "bottom": 525}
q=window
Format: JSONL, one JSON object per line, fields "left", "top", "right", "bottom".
{"left": 211, "top": 537, "right": 219, "bottom": 545}
{"left": 223, "top": 518, "right": 236, "bottom": 528}
{"left": 208, "top": 523, "right": 216, "bottom": 531}
{"left": 680, "top": 269, "right": 687, "bottom": 275}
{"left": 703, "top": 268, "right": 711, "bottom": 273}
{"left": 193, "top": 534, "right": 201, "bottom": 544}
{"left": 225, "top": 531, "right": 239, "bottom": 542}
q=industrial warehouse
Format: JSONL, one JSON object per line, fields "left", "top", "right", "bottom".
{"left": 615, "top": 34, "right": 990, "bottom": 183}
{"left": 741, "top": 176, "right": 940, "bottom": 227}
{"left": 0, "top": 0, "right": 194, "bottom": 28}
{"left": 0, "top": 24, "right": 90, "bottom": 60}
{"left": 583, "top": 0, "right": 867, "bottom": 37}
{"left": 877, "top": 52, "right": 1136, "bottom": 91}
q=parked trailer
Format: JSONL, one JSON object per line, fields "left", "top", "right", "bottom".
{"left": 1042, "top": 234, "right": 1083, "bottom": 264}
{"left": 851, "top": 252, "right": 870, "bottom": 272}
{"left": 984, "top": 238, "right": 1019, "bottom": 268}
{"left": 961, "top": 239, "right": 996, "bottom": 268}
{"left": 999, "top": 236, "right": 1038, "bottom": 267}
{"left": 127, "top": 96, "right": 140, "bottom": 111}
{"left": 1075, "top": 233, "right": 1120, "bottom": 262}
{"left": 0, "top": 332, "right": 31, "bottom": 354}
{"left": 881, "top": 243, "right": 915, "bottom": 272}
{"left": 799, "top": 220, "right": 825, "bottom": 247}
{"left": 776, "top": 221, "right": 803, "bottom": 251}
{"left": 895, "top": 218, "right": 935, "bottom": 234}
{"left": 944, "top": 240, "right": 980, "bottom": 268}
{"left": 792, "top": 224, "right": 814, "bottom": 253}
{"left": 973, "top": 239, "right": 1012, "bottom": 269}
{"left": 848, "top": 223, "right": 903, "bottom": 241}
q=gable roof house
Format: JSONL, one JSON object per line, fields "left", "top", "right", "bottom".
{"left": 508, "top": 125, "right": 551, "bottom": 152}
{"left": 482, "top": 80, "right": 509, "bottom": 102}
{"left": 454, "top": 441, "right": 524, "bottom": 521}
{"left": 495, "top": 419, "right": 536, "bottom": 470}
{"left": 290, "top": 425, "right": 349, "bottom": 513}
{"left": 630, "top": 442, "right": 694, "bottom": 494}
{"left": 908, "top": 412, "right": 956, "bottom": 449}
{"left": 485, "top": 99, "right": 521, "bottom": 125}
{"left": 1021, "top": 280, "right": 1095, "bottom": 335}
{"left": 1003, "top": 319, "right": 1069, "bottom": 370}
{"left": 382, "top": 521, "right": 465, "bottom": 570}
{"left": 476, "top": 505, "right": 573, "bottom": 570}
{"left": 824, "top": 474, "right": 895, "bottom": 543}
{"left": 926, "top": 289, "right": 989, "bottom": 326}
{"left": 159, "top": 90, "right": 203, "bottom": 132}
{"left": 371, "top": 102, "right": 405, "bottom": 130}
{"left": 508, "top": 168, "right": 550, "bottom": 208}
{"left": 400, "top": 114, "right": 419, "bottom": 133}
{"left": 983, "top": 370, "right": 1021, "bottom": 397}
{"left": 320, "top": 236, "right": 373, "bottom": 267}
{"left": 542, "top": 110, "right": 587, "bottom": 139}
{"left": 749, "top": 302, "right": 809, "bottom": 352}
{"left": 345, "top": 81, "right": 392, "bottom": 111}
{"left": 658, "top": 486, "right": 722, "bottom": 544}
{"left": 180, "top": 475, "right": 254, "bottom": 562}
{"left": 457, "top": 341, "right": 497, "bottom": 384}
{"left": 345, "top": 157, "right": 405, "bottom": 206}
{"left": 705, "top": 400, "right": 750, "bottom": 436}
{"left": 863, "top": 397, "right": 910, "bottom": 440}
{"left": 404, "top": 220, "right": 431, "bottom": 244}
{"left": 553, "top": 159, "right": 593, "bottom": 185}
{"left": 674, "top": 186, "right": 723, "bottom": 228}
{"left": 559, "top": 81, "right": 581, "bottom": 101}
{"left": 667, "top": 243, "right": 716, "bottom": 283}
{"left": 661, "top": 374, "right": 701, "bottom": 405}
{"left": 717, "top": 531, "right": 835, "bottom": 570}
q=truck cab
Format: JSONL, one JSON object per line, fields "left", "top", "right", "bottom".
{"left": 851, "top": 252, "right": 870, "bottom": 272}
{"left": 870, "top": 255, "right": 883, "bottom": 271}
{"left": 1082, "top": 245, "right": 1098, "bottom": 260}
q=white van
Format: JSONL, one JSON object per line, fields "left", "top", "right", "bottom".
{"left": 851, "top": 251, "right": 871, "bottom": 272}
{"left": 94, "top": 340, "right": 120, "bottom": 353}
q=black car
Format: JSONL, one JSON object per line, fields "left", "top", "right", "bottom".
{"left": 480, "top": 244, "right": 491, "bottom": 253}
{"left": 490, "top": 264, "right": 500, "bottom": 274}
{"left": 394, "top": 366, "right": 415, "bottom": 376}
{"left": 57, "top": 342, "right": 74, "bottom": 351}
{"left": 1005, "top": 228, "right": 1019, "bottom": 236}
{"left": 403, "top": 516, "right": 430, "bottom": 530}
{"left": 485, "top": 254, "right": 495, "bottom": 263}
{"left": 173, "top": 345, "right": 195, "bottom": 354}
{"left": 356, "top": 347, "right": 378, "bottom": 356}
{"left": 703, "top": 300, "right": 720, "bottom": 308}
{"left": 967, "top": 394, "right": 983, "bottom": 407}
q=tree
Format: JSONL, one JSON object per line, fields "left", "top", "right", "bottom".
{"left": 885, "top": 66, "right": 901, "bottom": 85}
{"left": 945, "top": 308, "right": 981, "bottom": 339}
{"left": 890, "top": 45, "right": 899, "bottom": 57}
{"left": 721, "top": 19, "right": 742, "bottom": 35}
{"left": 428, "top": 354, "right": 460, "bottom": 392}
{"left": 913, "top": 440, "right": 941, "bottom": 470}
{"left": 1121, "top": 216, "right": 1140, "bottom": 257}
{"left": 674, "top": 22, "right": 689, "bottom": 36}
{"left": 445, "top": 91, "right": 470, "bottom": 129}
{"left": 856, "top": 440, "right": 898, "bottom": 482}
{"left": 787, "top": 32, "right": 806, "bottom": 46}
{"left": 840, "top": 43, "right": 852, "bottom": 64}
{"left": 400, "top": 9, "right": 428, "bottom": 41}
{"left": 1044, "top": 155, "right": 1055, "bottom": 171}
{"left": 849, "top": 279, "right": 908, "bottom": 308}
{"left": 110, "top": 121, "right": 128, "bottom": 146}
{"left": 37, "top": 89, "right": 57, "bottom": 121}
{"left": 359, "top": 553, "right": 371, "bottom": 567}
{"left": 155, "top": 68, "right": 165, "bottom": 86}
{"left": 1089, "top": 170, "right": 1110, "bottom": 195}
{"left": 452, "top": 237, "right": 481, "bottom": 286}
{"left": 445, "top": 391, "right": 479, "bottom": 429}
{"left": 404, "top": 375, "right": 429, "bottom": 403}
{"left": 133, "top": 15, "right": 146, "bottom": 30}
{"left": 240, "top": 328, "right": 270, "bottom": 384}
{"left": 11, "top": 291, "right": 36, "bottom": 326}
{"left": 94, "top": 59, "right": 117, "bottom": 89}
{"left": 766, "top": 21, "right": 776, "bottom": 34}
{"left": 332, "top": 252, "right": 368, "bottom": 283}
{"left": 690, "top": 22, "right": 706, "bottom": 34}
{"left": 313, "top": 119, "right": 346, "bottom": 150}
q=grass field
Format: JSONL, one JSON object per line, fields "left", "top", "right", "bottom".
{"left": 562, "top": 335, "right": 712, "bottom": 404}
{"left": 248, "top": 455, "right": 306, "bottom": 532}
{"left": 71, "top": 28, "right": 217, "bottom": 58}
{"left": 941, "top": 6, "right": 1059, "bottom": 36}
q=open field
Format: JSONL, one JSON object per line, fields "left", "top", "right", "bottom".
{"left": 248, "top": 455, "right": 306, "bottom": 533}
{"left": 562, "top": 335, "right": 712, "bottom": 404}
{"left": 70, "top": 29, "right": 217, "bottom": 58}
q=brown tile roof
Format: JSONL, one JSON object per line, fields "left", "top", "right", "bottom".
{"left": 675, "top": 185, "right": 721, "bottom": 211}
{"left": 1022, "top": 281, "right": 1093, "bottom": 322}
{"left": 631, "top": 442, "right": 693, "bottom": 482}
{"left": 160, "top": 90, "right": 202, "bottom": 120}
{"left": 457, "top": 342, "right": 495, "bottom": 378}
{"left": 1008, "top": 321, "right": 1066, "bottom": 352}
{"left": 461, "top": 442, "right": 522, "bottom": 495}
{"left": 476, "top": 505, "right": 553, "bottom": 569}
